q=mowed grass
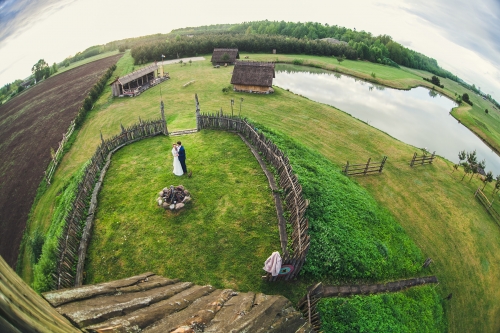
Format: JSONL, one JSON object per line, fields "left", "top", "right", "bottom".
{"left": 24, "top": 54, "right": 500, "bottom": 332}
{"left": 84, "top": 130, "right": 280, "bottom": 292}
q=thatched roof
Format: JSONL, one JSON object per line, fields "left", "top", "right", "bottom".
{"left": 112, "top": 63, "right": 159, "bottom": 85}
{"left": 231, "top": 61, "right": 275, "bottom": 87}
{"left": 211, "top": 48, "right": 240, "bottom": 63}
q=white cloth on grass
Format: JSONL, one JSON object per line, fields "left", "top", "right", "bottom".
{"left": 263, "top": 251, "right": 282, "bottom": 276}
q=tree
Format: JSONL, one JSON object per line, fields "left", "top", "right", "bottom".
{"left": 461, "top": 162, "right": 472, "bottom": 181}
{"left": 336, "top": 54, "right": 346, "bottom": 64}
{"left": 32, "top": 59, "right": 49, "bottom": 82}
{"left": 461, "top": 150, "right": 477, "bottom": 181}
{"left": 482, "top": 171, "right": 493, "bottom": 190}
{"left": 493, "top": 175, "right": 500, "bottom": 195}
{"left": 462, "top": 93, "right": 470, "bottom": 103}
{"left": 485, "top": 109, "right": 489, "bottom": 114}
{"left": 189, "top": 59, "right": 192, "bottom": 66}
{"left": 50, "top": 63, "right": 58, "bottom": 75}
{"left": 453, "top": 150, "right": 466, "bottom": 173}
{"left": 431, "top": 75, "right": 441, "bottom": 86}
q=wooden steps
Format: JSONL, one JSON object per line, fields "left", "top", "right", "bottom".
{"left": 42, "top": 273, "right": 314, "bottom": 332}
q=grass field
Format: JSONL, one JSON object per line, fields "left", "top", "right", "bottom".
{"left": 85, "top": 131, "right": 281, "bottom": 293}
{"left": 21, "top": 53, "right": 500, "bottom": 332}
{"left": 54, "top": 50, "right": 121, "bottom": 76}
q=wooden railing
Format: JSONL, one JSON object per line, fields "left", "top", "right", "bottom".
{"left": 343, "top": 156, "right": 387, "bottom": 176}
{"left": 474, "top": 187, "right": 500, "bottom": 226}
{"left": 44, "top": 120, "right": 76, "bottom": 185}
{"left": 410, "top": 151, "right": 435, "bottom": 167}
{"left": 196, "top": 100, "right": 310, "bottom": 281}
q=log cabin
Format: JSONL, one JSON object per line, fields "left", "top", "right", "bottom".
{"left": 110, "top": 62, "right": 169, "bottom": 97}
{"left": 211, "top": 48, "right": 240, "bottom": 66}
{"left": 230, "top": 61, "right": 275, "bottom": 94}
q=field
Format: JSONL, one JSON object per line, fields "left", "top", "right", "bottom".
{"left": 85, "top": 131, "right": 280, "bottom": 292}
{"left": 0, "top": 54, "right": 122, "bottom": 267}
{"left": 20, "top": 53, "right": 500, "bottom": 332}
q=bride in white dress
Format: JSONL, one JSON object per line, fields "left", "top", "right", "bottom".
{"left": 172, "top": 144, "right": 184, "bottom": 176}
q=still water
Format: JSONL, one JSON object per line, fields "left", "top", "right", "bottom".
{"left": 274, "top": 64, "right": 500, "bottom": 174}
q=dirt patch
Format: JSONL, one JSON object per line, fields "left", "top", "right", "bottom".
{"left": 0, "top": 54, "right": 122, "bottom": 268}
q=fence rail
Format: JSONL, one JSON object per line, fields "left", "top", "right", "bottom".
{"left": 53, "top": 117, "right": 166, "bottom": 290}
{"left": 343, "top": 156, "right": 387, "bottom": 176}
{"left": 44, "top": 121, "right": 76, "bottom": 184}
{"left": 195, "top": 95, "right": 310, "bottom": 281}
{"left": 410, "top": 151, "right": 435, "bottom": 167}
{"left": 297, "top": 276, "right": 439, "bottom": 331}
{"left": 475, "top": 187, "right": 500, "bottom": 226}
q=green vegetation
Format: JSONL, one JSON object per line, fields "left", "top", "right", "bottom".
{"left": 22, "top": 54, "right": 500, "bottom": 332}
{"left": 85, "top": 131, "right": 279, "bottom": 292}
{"left": 256, "top": 125, "right": 423, "bottom": 280}
{"left": 32, "top": 163, "right": 87, "bottom": 293}
{"left": 318, "top": 286, "right": 446, "bottom": 333}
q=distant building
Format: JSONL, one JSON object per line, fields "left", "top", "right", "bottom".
{"left": 230, "top": 61, "right": 275, "bottom": 94}
{"left": 211, "top": 48, "right": 240, "bottom": 66}
{"left": 110, "top": 63, "right": 169, "bottom": 97}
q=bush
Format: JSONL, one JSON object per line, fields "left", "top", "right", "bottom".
{"left": 462, "top": 93, "right": 473, "bottom": 106}
{"left": 318, "top": 286, "right": 446, "bottom": 333}
{"left": 29, "top": 226, "right": 45, "bottom": 265}
{"left": 32, "top": 164, "right": 87, "bottom": 293}
{"left": 254, "top": 124, "right": 423, "bottom": 280}
{"left": 293, "top": 59, "right": 304, "bottom": 65}
{"left": 17, "top": 85, "right": 25, "bottom": 93}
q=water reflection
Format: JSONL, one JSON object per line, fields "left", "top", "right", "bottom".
{"left": 274, "top": 64, "right": 500, "bottom": 174}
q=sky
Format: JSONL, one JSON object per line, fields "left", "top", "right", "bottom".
{"left": 0, "top": 0, "right": 499, "bottom": 99}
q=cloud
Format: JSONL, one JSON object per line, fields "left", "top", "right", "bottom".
{"left": 404, "top": 0, "right": 500, "bottom": 68}
{"left": 0, "top": 0, "right": 77, "bottom": 50}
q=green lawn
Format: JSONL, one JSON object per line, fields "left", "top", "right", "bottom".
{"left": 21, "top": 54, "right": 500, "bottom": 332}
{"left": 85, "top": 131, "right": 280, "bottom": 293}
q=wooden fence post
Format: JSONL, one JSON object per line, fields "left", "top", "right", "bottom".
{"left": 410, "top": 153, "right": 416, "bottom": 167}
{"left": 380, "top": 156, "right": 387, "bottom": 172}
{"left": 364, "top": 158, "right": 371, "bottom": 175}
{"left": 430, "top": 151, "right": 436, "bottom": 164}
{"left": 344, "top": 161, "right": 349, "bottom": 175}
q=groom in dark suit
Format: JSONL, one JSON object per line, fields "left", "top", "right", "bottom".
{"left": 177, "top": 141, "right": 187, "bottom": 174}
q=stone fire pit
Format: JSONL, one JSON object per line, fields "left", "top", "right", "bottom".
{"left": 157, "top": 185, "right": 191, "bottom": 210}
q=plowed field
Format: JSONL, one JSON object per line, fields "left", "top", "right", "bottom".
{"left": 0, "top": 54, "right": 122, "bottom": 267}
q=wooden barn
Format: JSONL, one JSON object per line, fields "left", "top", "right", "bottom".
{"left": 211, "top": 48, "right": 240, "bottom": 65}
{"left": 110, "top": 62, "right": 169, "bottom": 97}
{"left": 230, "top": 61, "right": 275, "bottom": 94}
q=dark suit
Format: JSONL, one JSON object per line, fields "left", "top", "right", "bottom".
{"left": 178, "top": 145, "right": 187, "bottom": 173}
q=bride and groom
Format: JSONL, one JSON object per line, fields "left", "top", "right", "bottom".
{"left": 172, "top": 141, "right": 188, "bottom": 176}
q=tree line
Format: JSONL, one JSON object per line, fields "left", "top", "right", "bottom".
{"left": 171, "top": 20, "right": 457, "bottom": 80}
{"left": 131, "top": 34, "right": 357, "bottom": 65}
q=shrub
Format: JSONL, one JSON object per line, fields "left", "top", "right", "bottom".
{"left": 318, "top": 286, "right": 446, "bottom": 333}
{"left": 29, "top": 226, "right": 45, "bottom": 265}
{"left": 254, "top": 124, "right": 423, "bottom": 280}
{"left": 292, "top": 59, "right": 304, "bottom": 65}
{"left": 32, "top": 164, "right": 87, "bottom": 293}
{"left": 371, "top": 72, "right": 376, "bottom": 78}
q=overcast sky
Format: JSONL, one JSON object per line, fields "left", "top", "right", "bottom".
{"left": 1, "top": 0, "right": 499, "bottom": 99}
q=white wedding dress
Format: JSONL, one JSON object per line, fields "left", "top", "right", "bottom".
{"left": 172, "top": 148, "right": 184, "bottom": 176}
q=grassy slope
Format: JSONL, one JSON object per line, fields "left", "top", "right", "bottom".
{"left": 22, "top": 53, "right": 500, "bottom": 332}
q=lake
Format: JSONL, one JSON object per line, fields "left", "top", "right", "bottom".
{"left": 274, "top": 64, "right": 500, "bottom": 174}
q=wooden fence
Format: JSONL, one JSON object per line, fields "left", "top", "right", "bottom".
{"left": 195, "top": 95, "right": 310, "bottom": 281}
{"left": 410, "top": 151, "right": 435, "bottom": 167}
{"left": 474, "top": 187, "right": 500, "bottom": 226}
{"left": 297, "top": 276, "right": 439, "bottom": 331}
{"left": 44, "top": 120, "right": 76, "bottom": 185}
{"left": 343, "top": 156, "right": 387, "bottom": 176}
{"left": 54, "top": 117, "right": 166, "bottom": 290}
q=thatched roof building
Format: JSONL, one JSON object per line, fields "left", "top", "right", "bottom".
{"left": 110, "top": 63, "right": 169, "bottom": 97}
{"left": 230, "top": 61, "right": 275, "bottom": 94}
{"left": 211, "top": 48, "right": 240, "bottom": 65}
